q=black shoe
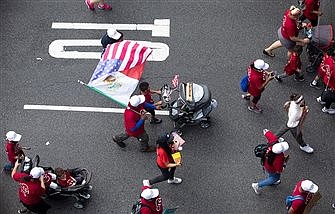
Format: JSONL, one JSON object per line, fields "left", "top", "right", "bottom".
{"left": 150, "top": 118, "right": 162, "bottom": 124}
{"left": 294, "top": 77, "right": 305, "bottom": 82}
{"left": 17, "top": 208, "right": 27, "bottom": 214}
{"left": 112, "top": 136, "right": 126, "bottom": 148}
{"left": 141, "top": 146, "right": 156, "bottom": 152}
{"left": 274, "top": 75, "right": 282, "bottom": 82}
{"left": 309, "top": 82, "right": 320, "bottom": 89}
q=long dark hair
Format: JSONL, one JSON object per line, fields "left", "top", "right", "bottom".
{"left": 157, "top": 139, "right": 173, "bottom": 156}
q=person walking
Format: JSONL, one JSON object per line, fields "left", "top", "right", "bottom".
{"left": 139, "top": 185, "right": 163, "bottom": 214}
{"left": 143, "top": 132, "right": 182, "bottom": 186}
{"left": 101, "top": 27, "right": 123, "bottom": 51}
{"left": 113, "top": 95, "right": 157, "bottom": 152}
{"left": 286, "top": 180, "right": 319, "bottom": 214}
{"left": 139, "top": 81, "right": 162, "bottom": 124}
{"left": 3, "top": 131, "right": 27, "bottom": 173}
{"left": 12, "top": 161, "right": 51, "bottom": 214}
{"left": 85, "top": 0, "right": 111, "bottom": 11}
{"left": 300, "top": 0, "right": 323, "bottom": 27}
{"left": 252, "top": 129, "right": 289, "bottom": 195}
{"left": 241, "top": 59, "right": 274, "bottom": 113}
{"left": 263, "top": 6, "right": 310, "bottom": 59}
{"left": 275, "top": 94, "right": 314, "bottom": 153}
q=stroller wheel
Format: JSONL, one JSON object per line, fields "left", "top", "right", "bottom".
{"left": 74, "top": 202, "right": 84, "bottom": 209}
{"left": 200, "top": 121, "right": 211, "bottom": 129}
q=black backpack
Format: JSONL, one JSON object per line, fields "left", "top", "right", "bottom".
{"left": 131, "top": 199, "right": 153, "bottom": 214}
{"left": 254, "top": 142, "right": 277, "bottom": 166}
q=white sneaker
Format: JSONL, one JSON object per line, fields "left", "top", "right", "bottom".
{"left": 299, "top": 144, "right": 314, "bottom": 153}
{"left": 316, "top": 97, "right": 326, "bottom": 105}
{"left": 142, "top": 179, "right": 151, "bottom": 187}
{"left": 78, "top": 192, "right": 91, "bottom": 199}
{"left": 273, "top": 179, "right": 281, "bottom": 185}
{"left": 322, "top": 107, "right": 335, "bottom": 114}
{"left": 251, "top": 183, "right": 261, "bottom": 195}
{"left": 278, "top": 137, "right": 285, "bottom": 143}
{"left": 167, "top": 177, "right": 182, "bottom": 184}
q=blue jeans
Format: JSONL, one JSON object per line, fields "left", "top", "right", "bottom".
{"left": 258, "top": 172, "right": 280, "bottom": 188}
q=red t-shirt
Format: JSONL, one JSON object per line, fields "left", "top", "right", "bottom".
{"left": 318, "top": 54, "right": 335, "bottom": 89}
{"left": 13, "top": 172, "right": 45, "bottom": 205}
{"left": 143, "top": 91, "right": 154, "bottom": 104}
{"left": 303, "top": 0, "right": 320, "bottom": 20}
{"left": 124, "top": 104, "right": 145, "bottom": 137}
{"left": 281, "top": 10, "right": 299, "bottom": 40}
{"left": 247, "top": 65, "right": 266, "bottom": 97}
{"left": 6, "top": 140, "right": 24, "bottom": 164}
{"left": 57, "top": 171, "right": 76, "bottom": 187}
{"left": 156, "top": 147, "right": 174, "bottom": 169}
{"left": 264, "top": 152, "right": 285, "bottom": 173}
{"left": 140, "top": 186, "right": 163, "bottom": 214}
{"left": 43, "top": 173, "right": 53, "bottom": 187}
{"left": 284, "top": 54, "right": 301, "bottom": 76}
{"left": 291, "top": 180, "right": 314, "bottom": 214}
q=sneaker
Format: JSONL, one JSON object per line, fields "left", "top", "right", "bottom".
{"left": 248, "top": 106, "right": 262, "bottom": 113}
{"left": 17, "top": 208, "right": 27, "bottom": 214}
{"left": 251, "top": 183, "right": 261, "bottom": 195}
{"left": 273, "top": 179, "right": 281, "bottom": 185}
{"left": 79, "top": 192, "right": 91, "bottom": 199}
{"left": 141, "top": 146, "right": 156, "bottom": 152}
{"left": 97, "top": 3, "right": 112, "bottom": 10}
{"left": 278, "top": 137, "right": 285, "bottom": 143}
{"left": 167, "top": 177, "right": 182, "bottom": 184}
{"left": 113, "top": 136, "right": 126, "bottom": 148}
{"left": 241, "top": 94, "right": 250, "bottom": 100}
{"left": 299, "top": 144, "right": 314, "bottom": 153}
{"left": 142, "top": 179, "right": 151, "bottom": 187}
{"left": 85, "top": 0, "right": 95, "bottom": 10}
{"left": 294, "top": 76, "right": 305, "bottom": 82}
{"left": 322, "top": 107, "right": 335, "bottom": 114}
{"left": 316, "top": 97, "right": 326, "bottom": 105}
{"left": 332, "top": 203, "right": 335, "bottom": 209}
{"left": 274, "top": 75, "right": 282, "bottom": 82}
{"left": 309, "top": 82, "right": 320, "bottom": 89}
{"left": 150, "top": 118, "right": 162, "bottom": 124}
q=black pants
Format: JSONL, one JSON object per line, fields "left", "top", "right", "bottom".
{"left": 144, "top": 107, "right": 155, "bottom": 117}
{"left": 22, "top": 200, "right": 51, "bottom": 214}
{"left": 321, "top": 89, "right": 335, "bottom": 109}
{"left": 149, "top": 165, "right": 176, "bottom": 185}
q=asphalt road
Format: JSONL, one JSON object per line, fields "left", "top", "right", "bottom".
{"left": 1, "top": 0, "right": 334, "bottom": 213}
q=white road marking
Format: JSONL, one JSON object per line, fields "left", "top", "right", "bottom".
{"left": 23, "top": 105, "right": 170, "bottom": 115}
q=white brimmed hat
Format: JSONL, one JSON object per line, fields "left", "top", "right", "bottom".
{"left": 6, "top": 131, "right": 22, "bottom": 142}
{"left": 301, "top": 180, "right": 318, "bottom": 193}
{"left": 272, "top": 142, "right": 289, "bottom": 154}
{"left": 141, "top": 188, "right": 159, "bottom": 200}
{"left": 30, "top": 167, "right": 45, "bottom": 179}
{"left": 254, "top": 59, "right": 269, "bottom": 70}
{"left": 107, "top": 27, "right": 122, "bottom": 40}
{"left": 129, "top": 95, "right": 145, "bottom": 107}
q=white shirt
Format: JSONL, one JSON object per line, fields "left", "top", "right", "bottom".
{"left": 286, "top": 101, "right": 303, "bottom": 128}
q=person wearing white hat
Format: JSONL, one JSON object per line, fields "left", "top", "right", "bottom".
{"left": 113, "top": 95, "right": 158, "bottom": 152}
{"left": 101, "top": 26, "right": 124, "bottom": 49}
{"left": 139, "top": 185, "right": 163, "bottom": 214}
{"left": 3, "top": 131, "right": 27, "bottom": 173}
{"left": 241, "top": 59, "right": 274, "bottom": 113}
{"left": 12, "top": 161, "right": 51, "bottom": 214}
{"left": 263, "top": 6, "right": 310, "bottom": 59}
{"left": 252, "top": 129, "right": 289, "bottom": 195}
{"left": 275, "top": 93, "right": 314, "bottom": 154}
{"left": 85, "top": 0, "right": 111, "bottom": 11}
{"left": 287, "top": 179, "right": 319, "bottom": 214}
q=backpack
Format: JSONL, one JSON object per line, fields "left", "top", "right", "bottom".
{"left": 285, "top": 195, "right": 304, "bottom": 210}
{"left": 131, "top": 199, "right": 152, "bottom": 214}
{"left": 254, "top": 142, "right": 277, "bottom": 166}
{"left": 240, "top": 75, "right": 249, "bottom": 92}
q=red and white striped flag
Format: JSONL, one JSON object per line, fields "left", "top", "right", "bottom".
{"left": 172, "top": 75, "right": 179, "bottom": 88}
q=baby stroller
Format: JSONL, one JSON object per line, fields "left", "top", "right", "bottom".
{"left": 305, "top": 24, "right": 334, "bottom": 73}
{"left": 161, "top": 78, "right": 217, "bottom": 135}
{"left": 20, "top": 155, "right": 93, "bottom": 209}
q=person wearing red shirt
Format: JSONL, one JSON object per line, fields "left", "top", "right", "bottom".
{"left": 263, "top": 6, "right": 310, "bottom": 59}
{"left": 242, "top": 59, "right": 274, "bottom": 113}
{"left": 300, "top": 0, "right": 323, "bottom": 27}
{"left": 252, "top": 129, "right": 289, "bottom": 195}
{"left": 287, "top": 180, "right": 318, "bottom": 214}
{"left": 12, "top": 162, "right": 51, "bottom": 214}
{"left": 139, "top": 82, "right": 163, "bottom": 124}
{"left": 140, "top": 185, "right": 163, "bottom": 214}
{"left": 275, "top": 45, "right": 304, "bottom": 82}
{"left": 3, "top": 131, "right": 27, "bottom": 173}
{"left": 315, "top": 48, "right": 335, "bottom": 114}
{"left": 85, "top": 0, "right": 112, "bottom": 11}
{"left": 143, "top": 132, "right": 182, "bottom": 186}
{"left": 113, "top": 95, "right": 157, "bottom": 152}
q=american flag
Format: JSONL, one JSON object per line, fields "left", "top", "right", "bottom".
{"left": 172, "top": 75, "right": 179, "bottom": 88}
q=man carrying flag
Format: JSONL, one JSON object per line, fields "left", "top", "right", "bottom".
{"left": 113, "top": 95, "right": 157, "bottom": 152}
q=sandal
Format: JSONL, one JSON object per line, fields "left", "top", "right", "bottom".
{"left": 263, "top": 49, "right": 275, "bottom": 57}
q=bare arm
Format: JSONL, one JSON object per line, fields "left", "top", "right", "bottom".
{"left": 11, "top": 160, "right": 20, "bottom": 179}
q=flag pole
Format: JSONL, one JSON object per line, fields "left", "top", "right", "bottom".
{"left": 78, "top": 80, "right": 127, "bottom": 108}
